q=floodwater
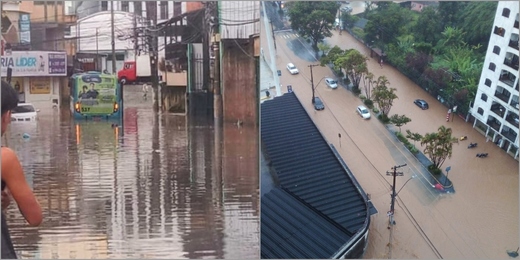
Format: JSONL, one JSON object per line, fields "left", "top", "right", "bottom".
{"left": 2, "top": 88, "right": 259, "bottom": 259}
{"left": 271, "top": 24, "right": 518, "bottom": 259}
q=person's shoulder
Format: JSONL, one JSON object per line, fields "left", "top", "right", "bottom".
{"left": 1, "top": 147, "right": 19, "bottom": 160}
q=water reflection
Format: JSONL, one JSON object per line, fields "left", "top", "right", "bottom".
{"left": 4, "top": 107, "right": 259, "bottom": 259}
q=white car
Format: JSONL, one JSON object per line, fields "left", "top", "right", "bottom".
{"left": 356, "top": 105, "right": 371, "bottom": 119}
{"left": 286, "top": 63, "right": 299, "bottom": 75}
{"left": 325, "top": 78, "right": 338, "bottom": 89}
{"left": 11, "top": 103, "right": 39, "bottom": 122}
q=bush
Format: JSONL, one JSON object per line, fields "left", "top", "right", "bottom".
{"left": 428, "top": 165, "right": 442, "bottom": 175}
{"left": 352, "top": 86, "right": 361, "bottom": 95}
{"left": 363, "top": 99, "right": 374, "bottom": 108}
{"left": 359, "top": 94, "right": 366, "bottom": 101}
{"left": 378, "top": 114, "right": 390, "bottom": 124}
{"left": 372, "top": 108, "right": 380, "bottom": 114}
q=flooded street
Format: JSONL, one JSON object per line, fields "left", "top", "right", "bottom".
{"left": 3, "top": 87, "right": 259, "bottom": 259}
{"left": 270, "top": 23, "right": 518, "bottom": 258}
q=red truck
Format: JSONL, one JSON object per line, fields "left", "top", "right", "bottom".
{"left": 117, "top": 54, "right": 152, "bottom": 84}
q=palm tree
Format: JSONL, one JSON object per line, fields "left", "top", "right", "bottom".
{"left": 420, "top": 126, "right": 457, "bottom": 169}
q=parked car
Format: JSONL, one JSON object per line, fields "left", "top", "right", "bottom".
{"left": 286, "top": 63, "right": 299, "bottom": 75}
{"left": 314, "top": 97, "right": 325, "bottom": 111}
{"left": 356, "top": 105, "right": 371, "bottom": 119}
{"left": 325, "top": 78, "right": 338, "bottom": 89}
{"left": 414, "top": 99, "right": 429, "bottom": 110}
{"left": 11, "top": 103, "right": 39, "bottom": 122}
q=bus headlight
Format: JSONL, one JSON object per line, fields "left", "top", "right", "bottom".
{"left": 113, "top": 102, "right": 119, "bottom": 113}
{"left": 75, "top": 102, "right": 81, "bottom": 113}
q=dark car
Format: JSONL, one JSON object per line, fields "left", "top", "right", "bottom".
{"left": 314, "top": 97, "right": 325, "bottom": 110}
{"left": 414, "top": 99, "right": 429, "bottom": 110}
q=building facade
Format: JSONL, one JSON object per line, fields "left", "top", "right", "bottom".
{"left": 471, "top": 1, "right": 519, "bottom": 159}
{"left": 1, "top": 50, "right": 67, "bottom": 109}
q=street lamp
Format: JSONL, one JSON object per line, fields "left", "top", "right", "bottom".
{"left": 309, "top": 64, "right": 320, "bottom": 103}
{"left": 386, "top": 164, "right": 406, "bottom": 226}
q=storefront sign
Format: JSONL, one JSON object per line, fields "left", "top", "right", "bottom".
{"left": 19, "top": 13, "right": 31, "bottom": 44}
{"left": 0, "top": 51, "right": 67, "bottom": 77}
{"left": 30, "top": 77, "right": 51, "bottom": 94}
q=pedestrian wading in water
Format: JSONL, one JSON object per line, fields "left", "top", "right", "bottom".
{"left": 1, "top": 80, "right": 43, "bottom": 259}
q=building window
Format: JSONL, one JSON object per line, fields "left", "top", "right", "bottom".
{"left": 122, "top": 1, "right": 129, "bottom": 12}
{"left": 174, "top": 1, "right": 182, "bottom": 16}
{"left": 477, "top": 108, "right": 484, "bottom": 115}
{"left": 160, "top": 1, "right": 169, "bottom": 20}
{"left": 34, "top": 1, "right": 46, "bottom": 5}
{"left": 481, "top": 93, "right": 488, "bottom": 102}
{"left": 494, "top": 26, "right": 506, "bottom": 37}
{"left": 489, "top": 63, "right": 496, "bottom": 72}
{"left": 485, "top": 78, "right": 492, "bottom": 87}
{"left": 493, "top": 46, "right": 500, "bottom": 55}
{"left": 101, "top": 1, "right": 108, "bottom": 11}
{"left": 502, "top": 8, "right": 510, "bottom": 18}
{"left": 134, "top": 1, "right": 142, "bottom": 16}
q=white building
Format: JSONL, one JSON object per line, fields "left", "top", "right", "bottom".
{"left": 471, "top": 1, "right": 519, "bottom": 159}
{"left": 219, "top": 1, "right": 260, "bottom": 39}
{"left": 64, "top": 1, "right": 198, "bottom": 72}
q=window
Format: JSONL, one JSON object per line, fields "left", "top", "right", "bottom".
{"left": 485, "top": 78, "right": 492, "bottom": 87}
{"left": 101, "top": 1, "right": 108, "bottom": 11}
{"left": 494, "top": 26, "right": 506, "bottom": 37}
{"left": 481, "top": 93, "right": 488, "bottom": 102}
{"left": 493, "top": 46, "right": 500, "bottom": 55}
{"left": 134, "top": 1, "right": 142, "bottom": 16}
{"left": 502, "top": 8, "right": 510, "bottom": 18}
{"left": 489, "top": 63, "right": 496, "bottom": 71}
{"left": 173, "top": 1, "right": 182, "bottom": 16}
{"left": 122, "top": 1, "right": 129, "bottom": 12}
{"left": 160, "top": 1, "right": 169, "bottom": 20}
{"left": 34, "top": 1, "right": 45, "bottom": 5}
{"left": 477, "top": 108, "right": 484, "bottom": 115}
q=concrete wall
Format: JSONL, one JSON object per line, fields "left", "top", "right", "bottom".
{"left": 221, "top": 39, "right": 258, "bottom": 126}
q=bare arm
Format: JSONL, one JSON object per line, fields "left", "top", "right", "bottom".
{"left": 2, "top": 147, "right": 42, "bottom": 226}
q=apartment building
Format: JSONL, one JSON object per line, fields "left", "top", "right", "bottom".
{"left": 471, "top": 1, "right": 519, "bottom": 160}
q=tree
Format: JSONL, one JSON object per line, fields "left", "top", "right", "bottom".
{"left": 317, "top": 42, "right": 331, "bottom": 58}
{"left": 362, "top": 72, "right": 375, "bottom": 100}
{"left": 371, "top": 76, "right": 397, "bottom": 116}
{"left": 390, "top": 114, "right": 411, "bottom": 132}
{"left": 420, "top": 126, "right": 458, "bottom": 169}
{"left": 458, "top": 1, "right": 497, "bottom": 54}
{"left": 287, "top": 1, "right": 340, "bottom": 50}
{"left": 437, "top": 1, "right": 468, "bottom": 29}
{"left": 364, "top": 3, "right": 412, "bottom": 46}
{"left": 413, "top": 6, "right": 442, "bottom": 44}
{"left": 405, "top": 130, "right": 423, "bottom": 146}
{"left": 320, "top": 45, "right": 344, "bottom": 66}
{"left": 334, "top": 49, "right": 368, "bottom": 90}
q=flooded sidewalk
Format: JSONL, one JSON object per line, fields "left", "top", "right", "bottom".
{"left": 4, "top": 90, "right": 259, "bottom": 259}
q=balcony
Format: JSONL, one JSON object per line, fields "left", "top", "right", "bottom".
{"left": 505, "top": 113, "right": 519, "bottom": 128}
{"left": 504, "top": 56, "right": 519, "bottom": 70}
{"left": 495, "top": 89, "right": 511, "bottom": 103}
{"left": 509, "top": 40, "right": 519, "bottom": 50}
{"left": 511, "top": 95, "right": 519, "bottom": 110}
{"left": 499, "top": 70, "right": 516, "bottom": 88}
{"left": 487, "top": 118, "right": 502, "bottom": 132}
{"left": 490, "top": 102, "right": 506, "bottom": 118}
{"left": 501, "top": 127, "right": 518, "bottom": 143}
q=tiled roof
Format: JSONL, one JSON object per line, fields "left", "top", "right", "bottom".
{"left": 261, "top": 92, "right": 370, "bottom": 259}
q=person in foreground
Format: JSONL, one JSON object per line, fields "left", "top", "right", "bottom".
{"left": 1, "top": 80, "right": 43, "bottom": 259}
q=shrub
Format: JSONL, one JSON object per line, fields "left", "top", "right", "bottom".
{"left": 428, "top": 165, "right": 442, "bottom": 175}
{"left": 378, "top": 114, "right": 390, "bottom": 124}
{"left": 372, "top": 108, "right": 380, "bottom": 114}
{"left": 363, "top": 99, "right": 374, "bottom": 109}
{"left": 352, "top": 86, "right": 361, "bottom": 95}
{"left": 359, "top": 94, "right": 366, "bottom": 101}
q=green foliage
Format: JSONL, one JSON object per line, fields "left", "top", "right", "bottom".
{"left": 320, "top": 45, "right": 344, "bottom": 66}
{"left": 413, "top": 6, "right": 442, "bottom": 44}
{"left": 372, "top": 107, "right": 379, "bottom": 114}
{"left": 405, "top": 129, "right": 423, "bottom": 146}
{"left": 340, "top": 11, "right": 359, "bottom": 29}
{"left": 363, "top": 99, "right": 374, "bottom": 109}
{"left": 395, "top": 131, "right": 418, "bottom": 154}
{"left": 428, "top": 165, "right": 442, "bottom": 175}
{"left": 420, "top": 126, "right": 458, "bottom": 169}
{"left": 371, "top": 76, "right": 397, "bottom": 116}
{"left": 458, "top": 1, "right": 497, "bottom": 52}
{"left": 287, "top": 2, "right": 340, "bottom": 49}
{"left": 378, "top": 113, "right": 390, "bottom": 124}
{"left": 389, "top": 114, "right": 411, "bottom": 132}
{"left": 334, "top": 49, "right": 368, "bottom": 89}
{"left": 359, "top": 94, "right": 367, "bottom": 101}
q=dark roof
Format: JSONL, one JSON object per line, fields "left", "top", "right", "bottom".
{"left": 261, "top": 92, "right": 370, "bottom": 259}
{"left": 261, "top": 188, "right": 352, "bottom": 259}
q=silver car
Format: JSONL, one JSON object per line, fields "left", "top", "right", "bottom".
{"left": 325, "top": 78, "right": 338, "bottom": 89}
{"left": 286, "top": 63, "right": 299, "bottom": 75}
{"left": 356, "top": 105, "right": 371, "bottom": 119}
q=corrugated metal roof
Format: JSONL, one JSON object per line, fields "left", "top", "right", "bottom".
{"left": 261, "top": 92, "right": 370, "bottom": 258}
{"left": 261, "top": 188, "right": 352, "bottom": 259}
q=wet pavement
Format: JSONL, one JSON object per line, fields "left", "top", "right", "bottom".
{"left": 270, "top": 20, "right": 518, "bottom": 259}
{"left": 3, "top": 86, "right": 259, "bottom": 259}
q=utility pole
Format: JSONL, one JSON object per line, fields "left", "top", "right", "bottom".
{"left": 210, "top": 2, "right": 222, "bottom": 120}
{"left": 146, "top": 2, "right": 159, "bottom": 112}
{"left": 386, "top": 164, "right": 406, "bottom": 227}
{"left": 133, "top": 12, "right": 138, "bottom": 55}
{"left": 309, "top": 64, "right": 319, "bottom": 104}
{"left": 110, "top": 1, "right": 116, "bottom": 74}
{"left": 202, "top": 2, "right": 211, "bottom": 94}
{"left": 262, "top": 2, "right": 281, "bottom": 96}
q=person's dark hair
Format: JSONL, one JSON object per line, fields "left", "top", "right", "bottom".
{"left": 83, "top": 85, "right": 88, "bottom": 91}
{"left": 1, "top": 81, "right": 19, "bottom": 115}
